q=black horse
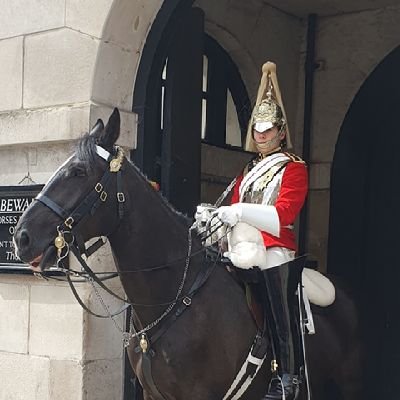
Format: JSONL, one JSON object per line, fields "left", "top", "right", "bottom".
{"left": 14, "top": 109, "right": 363, "bottom": 400}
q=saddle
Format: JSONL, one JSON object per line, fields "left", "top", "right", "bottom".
{"left": 224, "top": 222, "right": 336, "bottom": 308}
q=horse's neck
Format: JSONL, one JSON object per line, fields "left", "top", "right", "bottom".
{"left": 108, "top": 166, "right": 200, "bottom": 325}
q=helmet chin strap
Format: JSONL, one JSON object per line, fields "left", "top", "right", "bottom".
{"left": 254, "top": 129, "right": 283, "bottom": 154}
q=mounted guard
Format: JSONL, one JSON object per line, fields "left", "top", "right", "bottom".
{"left": 198, "top": 62, "right": 308, "bottom": 400}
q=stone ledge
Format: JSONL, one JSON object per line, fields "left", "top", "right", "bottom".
{"left": 0, "top": 104, "right": 136, "bottom": 149}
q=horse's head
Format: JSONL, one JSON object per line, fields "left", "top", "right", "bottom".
{"left": 14, "top": 108, "right": 124, "bottom": 271}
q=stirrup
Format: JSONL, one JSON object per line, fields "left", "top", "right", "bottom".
{"left": 263, "top": 374, "right": 300, "bottom": 400}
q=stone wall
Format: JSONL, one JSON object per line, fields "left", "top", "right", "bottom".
{"left": 0, "top": 247, "right": 126, "bottom": 400}
{"left": 0, "top": 0, "right": 157, "bottom": 398}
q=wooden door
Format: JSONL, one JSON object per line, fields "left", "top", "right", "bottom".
{"left": 161, "top": 7, "right": 204, "bottom": 216}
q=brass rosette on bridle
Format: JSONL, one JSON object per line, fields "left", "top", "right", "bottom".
{"left": 109, "top": 146, "right": 124, "bottom": 173}
{"left": 54, "top": 226, "right": 74, "bottom": 266}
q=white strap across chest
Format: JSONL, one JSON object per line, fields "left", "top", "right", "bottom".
{"left": 239, "top": 153, "right": 290, "bottom": 202}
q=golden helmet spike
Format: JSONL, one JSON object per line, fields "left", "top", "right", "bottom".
{"left": 245, "top": 62, "right": 292, "bottom": 152}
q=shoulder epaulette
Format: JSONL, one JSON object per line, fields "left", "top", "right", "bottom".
{"left": 284, "top": 152, "right": 306, "bottom": 164}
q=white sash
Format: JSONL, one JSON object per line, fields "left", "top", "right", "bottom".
{"left": 239, "top": 153, "right": 290, "bottom": 203}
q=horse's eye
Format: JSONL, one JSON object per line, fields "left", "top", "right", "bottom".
{"left": 66, "top": 167, "right": 87, "bottom": 178}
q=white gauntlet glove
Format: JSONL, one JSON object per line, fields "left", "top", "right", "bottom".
{"left": 217, "top": 203, "right": 280, "bottom": 237}
{"left": 216, "top": 205, "right": 242, "bottom": 226}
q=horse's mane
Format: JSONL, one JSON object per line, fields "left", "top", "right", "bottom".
{"left": 129, "top": 161, "right": 193, "bottom": 227}
{"left": 75, "top": 132, "right": 192, "bottom": 227}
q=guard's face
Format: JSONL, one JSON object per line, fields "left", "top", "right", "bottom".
{"left": 253, "top": 126, "right": 279, "bottom": 143}
{"left": 252, "top": 126, "right": 285, "bottom": 153}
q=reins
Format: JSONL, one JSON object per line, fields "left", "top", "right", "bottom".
{"left": 49, "top": 241, "right": 209, "bottom": 276}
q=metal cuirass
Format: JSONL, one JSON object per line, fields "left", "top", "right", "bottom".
{"left": 240, "top": 153, "right": 291, "bottom": 206}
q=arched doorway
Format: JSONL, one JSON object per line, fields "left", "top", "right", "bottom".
{"left": 328, "top": 45, "right": 400, "bottom": 399}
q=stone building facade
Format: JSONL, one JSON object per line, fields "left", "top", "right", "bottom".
{"left": 1, "top": 0, "right": 400, "bottom": 398}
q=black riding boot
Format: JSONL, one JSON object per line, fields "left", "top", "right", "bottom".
{"left": 261, "top": 257, "right": 305, "bottom": 400}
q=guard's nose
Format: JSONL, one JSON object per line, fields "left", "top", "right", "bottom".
{"left": 14, "top": 228, "right": 31, "bottom": 252}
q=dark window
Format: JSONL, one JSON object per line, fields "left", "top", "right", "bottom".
{"left": 159, "top": 35, "right": 251, "bottom": 151}
{"left": 202, "top": 35, "right": 251, "bottom": 148}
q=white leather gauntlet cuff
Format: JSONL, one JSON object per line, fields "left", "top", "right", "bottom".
{"left": 232, "top": 203, "right": 280, "bottom": 237}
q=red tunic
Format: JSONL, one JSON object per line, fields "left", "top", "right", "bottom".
{"left": 231, "top": 160, "right": 308, "bottom": 251}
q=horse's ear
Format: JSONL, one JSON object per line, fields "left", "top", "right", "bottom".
{"left": 98, "top": 108, "right": 120, "bottom": 149}
{"left": 90, "top": 119, "right": 105, "bottom": 136}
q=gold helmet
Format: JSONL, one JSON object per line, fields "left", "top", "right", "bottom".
{"left": 245, "top": 62, "right": 292, "bottom": 152}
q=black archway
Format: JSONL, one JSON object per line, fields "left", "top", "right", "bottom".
{"left": 130, "top": 4, "right": 198, "bottom": 397}
{"left": 328, "top": 45, "right": 400, "bottom": 399}
{"left": 132, "top": 0, "right": 195, "bottom": 174}
{"left": 132, "top": 0, "right": 202, "bottom": 216}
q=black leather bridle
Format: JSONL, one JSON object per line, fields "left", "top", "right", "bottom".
{"left": 34, "top": 144, "right": 128, "bottom": 317}
{"left": 36, "top": 145, "right": 125, "bottom": 254}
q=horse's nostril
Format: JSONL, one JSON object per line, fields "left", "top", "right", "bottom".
{"left": 18, "top": 230, "right": 30, "bottom": 250}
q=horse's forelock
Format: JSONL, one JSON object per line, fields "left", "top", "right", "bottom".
{"left": 76, "top": 133, "right": 98, "bottom": 166}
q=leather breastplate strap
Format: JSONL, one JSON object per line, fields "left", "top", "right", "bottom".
{"left": 134, "top": 256, "right": 217, "bottom": 400}
{"left": 140, "top": 351, "right": 166, "bottom": 400}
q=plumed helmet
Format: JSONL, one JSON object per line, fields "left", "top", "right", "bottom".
{"left": 245, "top": 62, "right": 292, "bottom": 152}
